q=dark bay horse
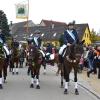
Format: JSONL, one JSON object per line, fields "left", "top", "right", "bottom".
{"left": 60, "top": 42, "right": 84, "bottom": 95}
{"left": 10, "top": 42, "right": 19, "bottom": 75}
{"left": 28, "top": 45, "right": 43, "bottom": 89}
{"left": 19, "top": 46, "right": 25, "bottom": 68}
{"left": 0, "top": 46, "right": 5, "bottom": 89}
{"left": 0, "top": 44, "right": 10, "bottom": 88}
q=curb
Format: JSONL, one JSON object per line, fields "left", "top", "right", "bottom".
{"left": 50, "top": 67, "right": 100, "bottom": 99}
{"left": 78, "top": 82, "right": 100, "bottom": 100}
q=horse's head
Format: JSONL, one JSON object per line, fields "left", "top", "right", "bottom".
{"left": 66, "top": 40, "right": 84, "bottom": 60}
{"left": 28, "top": 45, "right": 42, "bottom": 64}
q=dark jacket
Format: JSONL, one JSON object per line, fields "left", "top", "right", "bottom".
{"left": 32, "top": 37, "right": 42, "bottom": 48}
{"left": 88, "top": 50, "right": 94, "bottom": 60}
{"left": 63, "top": 29, "right": 79, "bottom": 44}
{"left": 46, "top": 44, "right": 52, "bottom": 54}
{"left": 0, "top": 33, "right": 5, "bottom": 43}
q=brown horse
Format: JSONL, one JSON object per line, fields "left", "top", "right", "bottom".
{"left": 10, "top": 42, "right": 19, "bottom": 75}
{"left": 59, "top": 42, "right": 84, "bottom": 95}
{"left": 28, "top": 45, "right": 43, "bottom": 89}
{"left": 0, "top": 49, "right": 5, "bottom": 89}
{"left": 0, "top": 44, "right": 9, "bottom": 88}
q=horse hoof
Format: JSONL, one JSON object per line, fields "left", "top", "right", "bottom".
{"left": 4, "top": 80, "right": 7, "bottom": 83}
{"left": 30, "top": 84, "right": 34, "bottom": 88}
{"left": 60, "top": 85, "right": 64, "bottom": 88}
{"left": 87, "top": 72, "right": 90, "bottom": 78}
{"left": 56, "top": 73, "right": 59, "bottom": 76}
{"left": 36, "top": 85, "right": 40, "bottom": 89}
{"left": 0, "top": 84, "right": 3, "bottom": 89}
{"left": 64, "top": 89, "right": 68, "bottom": 94}
{"left": 12, "top": 72, "right": 14, "bottom": 75}
{"left": 27, "top": 72, "right": 30, "bottom": 76}
{"left": 75, "top": 89, "right": 79, "bottom": 95}
{"left": 16, "top": 72, "right": 19, "bottom": 75}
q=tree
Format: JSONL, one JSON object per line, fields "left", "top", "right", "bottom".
{"left": 90, "top": 29, "right": 97, "bottom": 42}
{"left": 0, "top": 10, "right": 10, "bottom": 37}
{"left": 59, "top": 34, "right": 64, "bottom": 46}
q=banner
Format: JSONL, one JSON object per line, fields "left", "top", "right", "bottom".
{"left": 15, "top": 3, "right": 28, "bottom": 19}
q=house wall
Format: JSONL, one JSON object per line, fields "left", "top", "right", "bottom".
{"left": 82, "top": 27, "right": 92, "bottom": 46}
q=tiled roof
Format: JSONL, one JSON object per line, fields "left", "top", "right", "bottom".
{"left": 40, "top": 19, "right": 67, "bottom": 27}
{"left": 9, "top": 20, "right": 35, "bottom": 34}
{"left": 11, "top": 22, "right": 90, "bottom": 42}
{"left": 75, "top": 23, "right": 90, "bottom": 40}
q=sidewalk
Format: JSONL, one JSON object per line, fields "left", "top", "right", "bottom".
{"left": 50, "top": 65, "right": 100, "bottom": 98}
{"left": 77, "top": 70, "right": 100, "bottom": 97}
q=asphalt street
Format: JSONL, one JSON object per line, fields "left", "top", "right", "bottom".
{"left": 0, "top": 65, "right": 99, "bottom": 100}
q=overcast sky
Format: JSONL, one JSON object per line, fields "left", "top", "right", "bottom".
{"left": 0, "top": 0, "right": 100, "bottom": 33}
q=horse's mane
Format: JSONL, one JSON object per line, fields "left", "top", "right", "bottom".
{"left": 29, "top": 45, "right": 40, "bottom": 62}
{"left": 65, "top": 44, "right": 83, "bottom": 60}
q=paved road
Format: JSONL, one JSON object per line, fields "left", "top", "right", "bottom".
{"left": 0, "top": 65, "right": 99, "bottom": 100}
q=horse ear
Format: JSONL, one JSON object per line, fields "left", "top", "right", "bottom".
{"left": 79, "top": 40, "right": 85, "bottom": 45}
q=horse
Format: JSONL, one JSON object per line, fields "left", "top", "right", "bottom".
{"left": 43, "top": 47, "right": 59, "bottom": 74}
{"left": 19, "top": 45, "right": 25, "bottom": 68}
{"left": 10, "top": 41, "right": 19, "bottom": 75}
{"left": 28, "top": 45, "right": 43, "bottom": 89}
{"left": 0, "top": 43, "right": 10, "bottom": 88}
{"left": 0, "top": 45, "right": 5, "bottom": 89}
{"left": 59, "top": 42, "right": 84, "bottom": 95}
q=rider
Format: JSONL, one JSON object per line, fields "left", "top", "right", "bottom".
{"left": 59, "top": 22, "right": 79, "bottom": 61}
{"left": 46, "top": 43, "right": 53, "bottom": 54}
{"left": 45, "top": 43, "right": 53, "bottom": 60}
{"left": 0, "top": 29, "right": 5, "bottom": 44}
{"left": 32, "top": 30, "right": 45, "bottom": 57}
{"left": 0, "top": 29, "right": 9, "bottom": 56}
{"left": 32, "top": 30, "right": 42, "bottom": 49}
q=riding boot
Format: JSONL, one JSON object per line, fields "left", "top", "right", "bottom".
{"left": 87, "top": 70, "right": 93, "bottom": 77}
{"left": 98, "top": 68, "right": 100, "bottom": 79}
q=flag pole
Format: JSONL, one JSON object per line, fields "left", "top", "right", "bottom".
{"left": 26, "top": 0, "right": 29, "bottom": 34}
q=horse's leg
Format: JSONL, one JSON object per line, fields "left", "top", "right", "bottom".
{"left": 74, "top": 67, "right": 79, "bottom": 95}
{"left": 42, "top": 58, "right": 46, "bottom": 75}
{"left": 3, "top": 62, "right": 8, "bottom": 83}
{"left": 16, "top": 60, "right": 19, "bottom": 75}
{"left": 63, "top": 65, "right": 69, "bottom": 94}
{"left": 61, "top": 64, "right": 64, "bottom": 88}
{"left": 27, "top": 66, "right": 31, "bottom": 75}
{"left": 12, "top": 62, "right": 15, "bottom": 75}
{"left": 36, "top": 68, "right": 40, "bottom": 89}
{"left": 64, "top": 73, "right": 69, "bottom": 94}
{"left": 30, "top": 68, "right": 35, "bottom": 88}
{"left": 9, "top": 60, "right": 13, "bottom": 72}
{"left": 0, "top": 70, "right": 3, "bottom": 89}
{"left": 56, "top": 65, "right": 60, "bottom": 76}
{"left": 43, "top": 64, "right": 46, "bottom": 75}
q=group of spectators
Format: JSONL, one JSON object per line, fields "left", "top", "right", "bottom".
{"left": 79, "top": 45, "right": 100, "bottom": 79}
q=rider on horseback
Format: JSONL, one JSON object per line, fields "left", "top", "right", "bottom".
{"left": 0, "top": 29, "right": 10, "bottom": 56}
{"left": 31, "top": 30, "right": 42, "bottom": 49}
{"left": 45, "top": 43, "right": 53, "bottom": 61}
{"left": 59, "top": 22, "right": 79, "bottom": 60}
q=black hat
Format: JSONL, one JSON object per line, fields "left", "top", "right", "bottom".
{"left": 68, "top": 22, "right": 74, "bottom": 26}
{"left": 34, "top": 30, "right": 41, "bottom": 34}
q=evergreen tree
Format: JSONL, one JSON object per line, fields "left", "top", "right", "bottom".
{"left": 0, "top": 10, "right": 10, "bottom": 37}
{"left": 59, "top": 34, "right": 64, "bottom": 46}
